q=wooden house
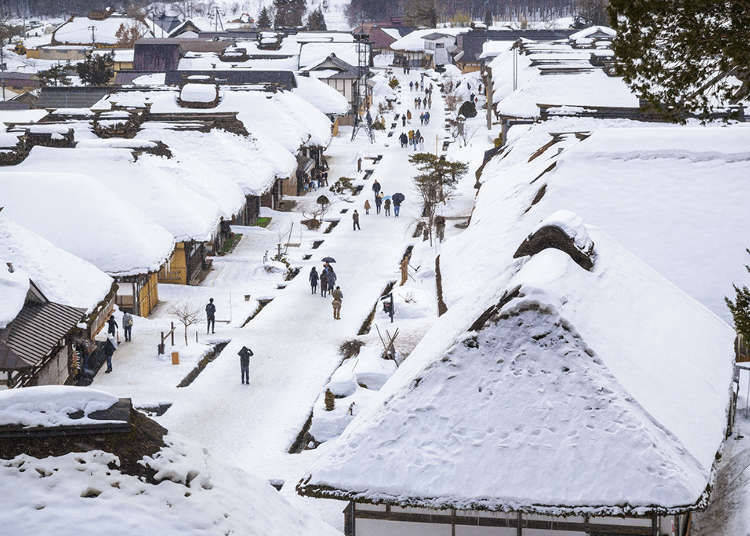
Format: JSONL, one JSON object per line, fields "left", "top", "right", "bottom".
{"left": 303, "top": 54, "right": 360, "bottom": 108}
{"left": 298, "top": 217, "right": 735, "bottom": 536}
{"left": 158, "top": 240, "right": 209, "bottom": 286}
{"left": 0, "top": 277, "right": 85, "bottom": 388}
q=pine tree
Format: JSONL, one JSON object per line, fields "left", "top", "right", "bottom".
{"left": 76, "top": 53, "right": 114, "bottom": 86}
{"left": 38, "top": 64, "right": 72, "bottom": 87}
{"left": 609, "top": 0, "right": 750, "bottom": 120}
{"left": 257, "top": 6, "right": 272, "bottom": 28}
{"left": 306, "top": 7, "right": 327, "bottom": 31}
{"left": 726, "top": 249, "right": 750, "bottom": 343}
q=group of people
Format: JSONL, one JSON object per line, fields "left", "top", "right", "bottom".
{"left": 399, "top": 130, "right": 424, "bottom": 151}
{"left": 371, "top": 179, "right": 402, "bottom": 216}
{"left": 101, "top": 311, "right": 134, "bottom": 374}
{"left": 419, "top": 111, "right": 431, "bottom": 125}
{"left": 309, "top": 263, "right": 344, "bottom": 319}
{"left": 303, "top": 169, "right": 329, "bottom": 193}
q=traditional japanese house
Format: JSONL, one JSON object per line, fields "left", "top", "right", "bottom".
{"left": 0, "top": 268, "right": 85, "bottom": 388}
{"left": 0, "top": 171, "right": 174, "bottom": 318}
{"left": 299, "top": 213, "right": 736, "bottom": 536}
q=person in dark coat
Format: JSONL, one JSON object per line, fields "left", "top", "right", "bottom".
{"left": 402, "top": 114, "right": 406, "bottom": 127}
{"left": 372, "top": 179, "right": 381, "bottom": 201}
{"left": 205, "top": 298, "right": 216, "bottom": 334}
{"left": 104, "top": 336, "right": 116, "bottom": 373}
{"left": 375, "top": 192, "right": 383, "bottom": 214}
{"left": 409, "top": 81, "right": 413, "bottom": 91}
{"left": 309, "top": 267, "right": 319, "bottom": 294}
{"left": 384, "top": 198, "right": 392, "bottom": 216}
{"left": 238, "top": 346, "right": 253, "bottom": 384}
{"left": 320, "top": 267, "right": 329, "bottom": 297}
{"left": 107, "top": 315, "right": 118, "bottom": 338}
{"left": 326, "top": 264, "right": 337, "bottom": 289}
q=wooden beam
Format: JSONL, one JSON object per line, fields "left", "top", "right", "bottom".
{"left": 354, "top": 509, "right": 653, "bottom": 535}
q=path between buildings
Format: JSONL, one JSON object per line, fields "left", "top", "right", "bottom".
{"left": 158, "top": 73, "right": 447, "bottom": 484}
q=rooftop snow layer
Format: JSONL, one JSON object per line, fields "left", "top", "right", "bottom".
{"left": 0, "top": 386, "right": 119, "bottom": 427}
{"left": 390, "top": 28, "right": 468, "bottom": 52}
{"left": 0, "top": 214, "right": 113, "bottom": 314}
{"left": 54, "top": 16, "right": 152, "bottom": 45}
{"left": 0, "top": 261, "right": 29, "bottom": 329}
{"left": 17, "top": 146, "right": 223, "bottom": 243}
{"left": 301, "top": 226, "right": 734, "bottom": 513}
{"left": 0, "top": 171, "right": 174, "bottom": 276}
{"left": 293, "top": 74, "right": 349, "bottom": 115}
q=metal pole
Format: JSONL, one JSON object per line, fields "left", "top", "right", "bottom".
{"left": 171, "top": 321, "right": 175, "bottom": 345}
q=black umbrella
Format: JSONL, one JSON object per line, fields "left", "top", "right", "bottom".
{"left": 392, "top": 193, "right": 406, "bottom": 204}
{"left": 321, "top": 257, "right": 336, "bottom": 263}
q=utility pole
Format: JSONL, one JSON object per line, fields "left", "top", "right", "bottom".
{"left": 88, "top": 25, "right": 96, "bottom": 46}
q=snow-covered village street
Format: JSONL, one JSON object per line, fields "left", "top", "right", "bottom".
{"left": 1, "top": 4, "right": 750, "bottom": 536}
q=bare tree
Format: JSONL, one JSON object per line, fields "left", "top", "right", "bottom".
{"left": 169, "top": 302, "right": 202, "bottom": 345}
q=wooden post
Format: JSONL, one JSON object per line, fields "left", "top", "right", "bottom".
{"left": 517, "top": 512, "right": 522, "bottom": 536}
{"left": 483, "top": 66, "right": 493, "bottom": 130}
{"left": 170, "top": 322, "right": 175, "bottom": 345}
{"left": 652, "top": 514, "right": 658, "bottom": 536}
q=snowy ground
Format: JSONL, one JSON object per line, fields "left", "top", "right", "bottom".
{"left": 88, "top": 63, "right": 482, "bottom": 530}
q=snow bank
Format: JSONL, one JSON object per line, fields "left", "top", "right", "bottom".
{"left": 0, "top": 261, "right": 28, "bottom": 329}
{"left": 0, "top": 214, "right": 113, "bottom": 313}
{"left": 0, "top": 386, "right": 119, "bottom": 427}
{"left": 0, "top": 432, "right": 341, "bottom": 536}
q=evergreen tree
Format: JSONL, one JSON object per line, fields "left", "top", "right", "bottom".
{"left": 38, "top": 64, "right": 72, "bottom": 87}
{"left": 404, "top": 0, "right": 437, "bottom": 27}
{"left": 306, "top": 7, "right": 327, "bottom": 31}
{"left": 273, "top": 0, "right": 305, "bottom": 27}
{"left": 76, "top": 53, "right": 114, "bottom": 86}
{"left": 257, "top": 6, "right": 272, "bottom": 28}
{"left": 483, "top": 8, "right": 492, "bottom": 27}
{"left": 609, "top": 0, "right": 750, "bottom": 120}
{"left": 727, "top": 249, "right": 750, "bottom": 344}
{"left": 575, "top": 0, "right": 608, "bottom": 26}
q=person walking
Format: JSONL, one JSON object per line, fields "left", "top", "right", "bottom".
{"left": 400, "top": 132, "right": 408, "bottom": 148}
{"left": 406, "top": 109, "right": 412, "bottom": 121}
{"left": 331, "top": 286, "right": 343, "bottom": 320}
{"left": 415, "top": 129, "right": 422, "bottom": 151}
{"left": 352, "top": 209, "right": 361, "bottom": 231}
{"left": 309, "top": 267, "right": 319, "bottom": 294}
{"left": 327, "top": 265, "right": 337, "bottom": 289}
{"left": 122, "top": 311, "right": 133, "bottom": 342}
{"left": 402, "top": 114, "right": 406, "bottom": 127}
{"left": 393, "top": 198, "right": 402, "bottom": 217}
{"left": 107, "top": 314, "right": 118, "bottom": 339}
{"left": 372, "top": 179, "right": 381, "bottom": 201}
{"left": 104, "top": 335, "right": 116, "bottom": 374}
{"left": 205, "top": 298, "right": 216, "bottom": 334}
{"left": 375, "top": 192, "right": 383, "bottom": 214}
{"left": 408, "top": 129, "right": 414, "bottom": 147}
{"left": 384, "top": 198, "right": 392, "bottom": 216}
{"left": 238, "top": 346, "right": 253, "bottom": 384}
{"left": 419, "top": 135, "right": 425, "bottom": 151}
{"left": 409, "top": 81, "right": 413, "bottom": 91}
{"left": 364, "top": 199, "right": 371, "bottom": 215}
{"left": 425, "top": 111, "right": 431, "bottom": 124}
{"left": 320, "top": 266, "right": 329, "bottom": 298}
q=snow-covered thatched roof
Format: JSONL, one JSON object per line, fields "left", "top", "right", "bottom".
{"left": 293, "top": 74, "right": 349, "bottom": 115}
{"left": 0, "top": 171, "right": 174, "bottom": 277}
{"left": 0, "top": 214, "right": 113, "bottom": 314}
{"left": 299, "top": 215, "right": 734, "bottom": 514}
{"left": 53, "top": 15, "right": 153, "bottom": 45}
{"left": 0, "top": 261, "right": 29, "bottom": 330}
{"left": 390, "top": 28, "right": 469, "bottom": 52}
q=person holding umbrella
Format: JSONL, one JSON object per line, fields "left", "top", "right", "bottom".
{"left": 392, "top": 193, "right": 405, "bottom": 217}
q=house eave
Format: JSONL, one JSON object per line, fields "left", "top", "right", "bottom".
{"left": 296, "top": 481, "right": 711, "bottom": 518}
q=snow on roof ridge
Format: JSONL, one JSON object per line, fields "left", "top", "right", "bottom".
{"left": 0, "top": 259, "right": 29, "bottom": 329}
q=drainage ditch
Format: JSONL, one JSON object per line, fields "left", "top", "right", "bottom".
{"left": 176, "top": 341, "right": 229, "bottom": 388}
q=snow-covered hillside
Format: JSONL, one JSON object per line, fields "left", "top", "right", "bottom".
{"left": 147, "top": 0, "right": 352, "bottom": 31}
